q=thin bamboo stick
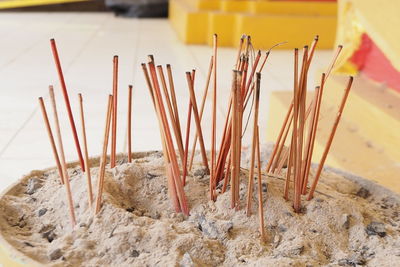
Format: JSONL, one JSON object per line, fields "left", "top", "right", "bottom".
{"left": 246, "top": 72, "right": 261, "bottom": 216}
{"left": 166, "top": 64, "right": 183, "bottom": 146}
{"left": 95, "top": 95, "right": 113, "bottom": 214}
{"left": 49, "top": 86, "right": 76, "bottom": 226}
{"left": 143, "top": 63, "right": 181, "bottom": 212}
{"left": 149, "top": 58, "right": 189, "bottom": 214}
{"left": 182, "top": 71, "right": 195, "bottom": 185}
{"left": 307, "top": 76, "right": 353, "bottom": 200}
{"left": 111, "top": 56, "right": 118, "bottom": 168}
{"left": 157, "top": 65, "right": 185, "bottom": 165}
{"left": 185, "top": 72, "right": 210, "bottom": 174}
{"left": 211, "top": 34, "right": 218, "bottom": 200}
{"left": 50, "top": 39, "right": 84, "bottom": 171}
{"left": 78, "top": 94, "right": 93, "bottom": 208}
{"left": 127, "top": 85, "right": 133, "bottom": 163}
{"left": 255, "top": 125, "right": 266, "bottom": 242}
{"left": 188, "top": 56, "right": 213, "bottom": 171}
{"left": 38, "top": 97, "right": 64, "bottom": 184}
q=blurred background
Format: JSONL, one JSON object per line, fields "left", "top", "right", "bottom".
{"left": 0, "top": 0, "right": 398, "bottom": 193}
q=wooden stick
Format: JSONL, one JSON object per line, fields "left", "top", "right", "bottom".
{"left": 157, "top": 65, "right": 185, "bottom": 165}
{"left": 211, "top": 34, "right": 218, "bottom": 200}
{"left": 49, "top": 86, "right": 76, "bottom": 226}
{"left": 230, "top": 70, "right": 239, "bottom": 209}
{"left": 292, "top": 48, "right": 301, "bottom": 212}
{"left": 142, "top": 62, "right": 181, "bottom": 212}
{"left": 95, "top": 95, "right": 113, "bottom": 214}
{"left": 255, "top": 125, "right": 266, "bottom": 242}
{"left": 302, "top": 75, "right": 325, "bottom": 194}
{"left": 325, "top": 45, "right": 343, "bottom": 81}
{"left": 235, "top": 35, "right": 245, "bottom": 69}
{"left": 149, "top": 58, "right": 189, "bottom": 214}
{"left": 166, "top": 64, "right": 183, "bottom": 145}
{"left": 265, "top": 102, "right": 294, "bottom": 173}
{"left": 185, "top": 72, "right": 210, "bottom": 174}
{"left": 188, "top": 56, "right": 213, "bottom": 171}
{"left": 246, "top": 72, "right": 261, "bottom": 216}
{"left": 273, "top": 100, "right": 313, "bottom": 175}
{"left": 182, "top": 70, "right": 195, "bottom": 185}
{"left": 307, "top": 76, "right": 353, "bottom": 200}
{"left": 78, "top": 94, "right": 94, "bottom": 208}
{"left": 127, "top": 85, "right": 133, "bottom": 163}
{"left": 38, "top": 97, "right": 64, "bottom": 184}
{"left": 111, "top": 56, "right": 118, "bottom": 168}
{"left": 284, "top": 132, "right": 295, "bottom": 200}
{"left": 50, "top": 39, "right": 84, "bottom": 171}
{"left": 307, "top": 35, "right": 319, "bottom": 66}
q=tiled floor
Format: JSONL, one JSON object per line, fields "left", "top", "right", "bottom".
{"left": 0, "top": 12, "right": 332, "bottom": 191}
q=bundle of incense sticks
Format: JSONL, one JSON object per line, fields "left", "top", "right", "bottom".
{"left": 40, "top": 36, "right": 353, "bottom": 241}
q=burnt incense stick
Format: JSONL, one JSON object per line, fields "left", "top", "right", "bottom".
{"left": 307, "top": 76, "right": 354, "bottom": 200}
{"left": 95, "top": 95, "right": 113, "bottom": 214}
{"left": 231, "top": 71, "right": 239, "bottom": 209}
{"left": 142, "top": 62, "right": 181, "bottom": 212}
{"left": 111, "top": 55, "right": 118, "bottom": 168}
{"left": 307, "top": 35, "right": 319, "bottom": 66}
{"left": 182, "top": 100, "right": 192, "bottom": 186}
{"left": 166, "top": 64, "right": 183, "bottom": 145}
{"left": 127, "top": 85, "right": 133, "bottom": 163}
{"left": 235, "top": 35, "right": 245, "bottom": 69}
{"left": 50, "top": 39, "right": 85, "bottom": 171}
{"left": 273, "top": 100, "right": 313, "bottom": 175}
{"left": 255, "top": 125, "right": 266, "bottom": 242}
{"left": 185, "top": 72, "right": 210, "bottom": 175}
{"left": 157, "top": 65, "right": 185, "bottom": 165}
{"left": 78, "top": 94, "right": 93, "bottom": 208}
{"left": 325, "top": 45, "right": 343, "bottom": 81}
{"left": 48, "top": 86, "right": 76, "bottom": 226}
{"left": 38, "top": 97, "right": 64, "bottom": 184}
{"left": 211, "top": 34, "right": 218, "bottom": 200}
{"left": 246, "top": 72, "right": 261, "bottom": 216}
{"left": 292, "top": 48, "right": 301, "bottom": 212}
{"left": 148, "top": 57, "right": 188, "bottom": 215}
{"left": 182, "top": 70, "right": 195, "bottom": 185}
{"left": 266, "top": 101, "right": 294, "bottom": 173}
{"left": 188, "top": 56, "right": 213, "bottom": 171}
{"left": 302, "top": 76, "right": 325, "bottom": 194}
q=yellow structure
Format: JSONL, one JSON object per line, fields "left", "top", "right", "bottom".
{"left": 334, "top": 0, "right": 400, "bottom": 74}
{"left": 169, "top": 0, "right": 338, "bottom": 49}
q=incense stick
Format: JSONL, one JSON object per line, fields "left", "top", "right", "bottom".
{"left": 246, "top": 72, "right": 261, "bottom": 216}
{"left": 48, "top": 86, "right": 76, "bottom": 226}
{"left": 185, "top": 72, "right": 210, "bottom": 175}
{"left": 188, "top": 56, "right": 213, "bottom": 171}
{"left": 255, "top": 125, "right": 266, "bottom": 242}
{"left": 182, "top": 70, "right": 196, "bottom": 185}
{"left": 78, "top": 93, "right": 94, "bottom": 208}
{"left": 211, "top": 34, "right": 218, "bottom": 200}
{"left": 142, "top": 62, "right": 181, "bottom": 212}
{"left": 166, "top": 64, "right": 183, "bottom": 147}
{"left": 95, "top": 95, "right": 113, "bottom": 214}
{"left": 50, "top": 39, "right": 85, "bottom": 171}
{"left": 127, "top": 85, "right": 133, "bottom": 163}
{"left": 38, "top": 97, "right": 64, "bottom": 184}
{"left": 307, "top": 76, "right": 353, "bottom": 200}
{"left": 157, "top": 65, "right": 185, "bottom": 165}
{"left": 148, "top": 57, "right": 189, "bottom": 215}
{"left": 111, "top": 55, "right": 118, "bottom": 168}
